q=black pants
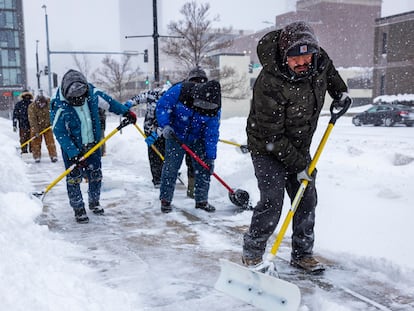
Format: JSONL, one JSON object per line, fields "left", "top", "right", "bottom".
{"left": 148, "top": 137, "right": 165, "bottom": 185}
{"left": 243, "top": 154, "right": 317, "bottom": 261}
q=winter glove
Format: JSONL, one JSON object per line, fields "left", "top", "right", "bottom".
{"left": 332, "top": 92, "right": 352, "bottom": 110}
{"left": 145, "top": 131, "right": 158, "bottom": 147}
{"left": 69, "top": 155, "right": 87, "bottom": 168}
{"left": 161, "top": 125, "right": 175, "bottom": 139}
{"left": 13, "top": 126, "right": 17, "bottom": 132}
{"left": 297, "top": 166, "right": 312, "bottom": 183}
{"left": 123, "top": 110, "right": 137, "bottom": 124}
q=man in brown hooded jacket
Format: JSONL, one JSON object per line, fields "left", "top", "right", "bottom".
{"left": 242, "top": 21, "right": 351, "bottom": 273}
{"left": 28, "top": 95, "right": 58, "bottom": 163}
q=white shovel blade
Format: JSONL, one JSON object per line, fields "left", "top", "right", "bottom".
{"left": 215, "top": 259, "right": 300, "bottom": 311}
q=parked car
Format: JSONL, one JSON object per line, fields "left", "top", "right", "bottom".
{"left": 352, "top": 104, "right": 414, "bottom": 127}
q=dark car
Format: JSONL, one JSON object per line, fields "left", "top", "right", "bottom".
{"left": 352, "top": 104, "right": 414, "bottom": 127}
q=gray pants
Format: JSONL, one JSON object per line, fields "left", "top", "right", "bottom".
{"left": 243, "top": 154, "right": 317, "bottom": 261}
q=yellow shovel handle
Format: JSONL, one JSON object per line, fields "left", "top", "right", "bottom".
{"left": 42, "top": 126, "right": 120, "bottom": 199}
{"left": 269, "top": 122, "right": 335, "bottom": 259}
{"left": 133, "top": 124, "right": 164, "bottom": 161}
{"left": 21, "top": 126, "right": 51, "bottom": 148}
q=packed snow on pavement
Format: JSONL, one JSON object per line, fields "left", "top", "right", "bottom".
{"left": 1, "top": 109, "right": 413, "bottom": 310}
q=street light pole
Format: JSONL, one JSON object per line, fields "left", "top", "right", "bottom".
{"left": 35, "top": 40, "right": 41, "bottom": 91}
{"left": 152, "top": 0, "right": 159, "bottom": 83}
{"left": 42, "top": 4, "right": 52, "bottom": 96}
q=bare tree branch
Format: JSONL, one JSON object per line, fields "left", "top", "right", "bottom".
{"left": 72, "top": 55, "right": 92, "bottom": 80}
{"left": 162, "top": 1, "right": 249, "bottom": 99}
{"left": 91, "top": 55, "right": 140, "bottom": 102}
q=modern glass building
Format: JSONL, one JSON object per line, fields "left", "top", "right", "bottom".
{"left": 0, "top": 0, "right": 26, "bottom": 117}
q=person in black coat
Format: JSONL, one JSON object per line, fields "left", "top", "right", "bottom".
{"left": 13, "top": 90, "right": 33, "bottom": 154}
{"left": 242, "top": 21, "right": 352, "bottom": 273}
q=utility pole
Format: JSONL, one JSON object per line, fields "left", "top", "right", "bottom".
{"left": 42, "top": 5, "right": 52, "bottom": 96}
{"left": 35, "top": 40, "right": 41, "bottom": 91}
{"left": 152, "top": 0, "right": 160, "bottom": 82}
{"left": 125, "top": 0, "right": 183, "bottom": 83}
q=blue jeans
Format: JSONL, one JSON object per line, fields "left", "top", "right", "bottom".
{"left": 62, "top": 148, "right": 102, "bottom": 209}
{"left": 160, "top": 139, "right": 212, "bottom": 203}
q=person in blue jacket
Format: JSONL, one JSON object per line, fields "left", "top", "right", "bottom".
{"left": 51, "top": 69, "right": 136, "bottom": 223}
{"left": 146, "top": 67, "right": 221, "bottom": 213}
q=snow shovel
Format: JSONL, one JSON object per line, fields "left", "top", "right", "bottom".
{"left": 172, "top": 134, "right": 251, "bottom": 210}
{"left": 32, "top": 118, "right": 133, "bottom": 201}
{"left": 219, "top": 139, "right": 249, "bottom": 154}
{"left": 19, "top": 126, "right": 51, "bottom": 149}
{"left": 215, "top": 101, "right": 352, "bottom": 310}
{"left": 133, "top": 124, "right": 185, "bottom": 185}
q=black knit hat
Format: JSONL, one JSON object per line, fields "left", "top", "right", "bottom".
{"left": 278, "top": 21, "right": 320, "bottom": 60}
{"left": 187, "top": 67, "right": 208, "bottom": 83}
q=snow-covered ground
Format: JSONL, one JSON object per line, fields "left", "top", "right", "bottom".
{"left": 1, "top": 107, "right": 413, "bottom": 310}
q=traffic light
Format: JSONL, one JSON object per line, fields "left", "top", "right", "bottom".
{"left": 44, "top": 66, "right": 49, "bottom": 75}
{"left": 144, "top": 49, "right": 148, "bottom": 63}
{"left": 248, "top": 62, "right": 253, "bottom": 73}
{"left": 145, "top": 76, "right": 149, "bottom": 85}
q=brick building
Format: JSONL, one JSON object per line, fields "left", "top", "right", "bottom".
{"left": 372, "top": 11, "right": 414, "bottom": 98}
{"left": 220, "top": 0, "right": 381, "bottom": 106}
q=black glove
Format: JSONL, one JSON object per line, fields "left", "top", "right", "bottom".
{"left": 332, "top": 92, "right": 352, "bottom": 109}
{"left": 69, "top": 155, "right": 86, "bottom": 168}
{"left": 123, "top": 110, "right": 137, "bottom": 124}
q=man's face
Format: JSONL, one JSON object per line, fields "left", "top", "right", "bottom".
{"left": 286, "top": 54, "right": 313, "bottom": 75}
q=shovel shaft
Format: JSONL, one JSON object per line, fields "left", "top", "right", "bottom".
{"left": 269, "top": 122, "right": 335, "bottom": 259}
{"left": 40, "top": 121, "right": 129, "bottom": 199}
{"left": 175, "top": 136, "right": 235, "bottom": 194}
{"left": 219, "top": 139, "right": 242, "bottom": 147}
{"left": 133, "top": 124, "right": 164, "bottom": 160}
{"left": 219, "top": 139, "right": 249, "bottom": 154}
{"left": 21, "top": 126, "right": 51, "bottom": 148}
{"left": 133, "top": 124, "right": 189, "bottom": 185}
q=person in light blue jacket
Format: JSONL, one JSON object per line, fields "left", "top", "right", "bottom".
{"left": 146, "top": 67, "right": 221, "bottom": 213}
{"left": 51, "top": 69, "right": 136, "bottom": 223}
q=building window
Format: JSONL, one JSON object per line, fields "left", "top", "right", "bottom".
{"left": 381, "top": 32, "right": 387, "bottom": 54}
{"left": 0, "top": 0, "right": 16, "bottom": 10}
{"left": 380, "top": 74, "right": 385, "bottom": 95}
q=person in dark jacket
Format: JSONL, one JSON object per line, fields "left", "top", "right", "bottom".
{"left": 13, "top": 90, "right": 33, "bottom": 154}
{"left": 51, "top": 69, "right": 137, "bottom": 223}
{"left": 242, "top": 21, "right": 352, "bottom": 273}
{"left": 128, "top": 87, "right": 166, "bottom": 188}
{"left": 28, "top": 95, "right": 58, "bottom": 163}
{"left": 146, "top": 67, "right": 221, "bottom": 213}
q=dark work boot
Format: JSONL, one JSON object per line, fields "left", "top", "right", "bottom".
{"left": 290, "top": 256, "right": 325, "bottom": 274}
{"left": 74, "top": 207, "right": 89, "bottom": 223}
{"left": 195, "top": 201, "right": 216, "bottom": 213}
{"left": 89, "top": 202, "right": 104, "bottom": 215}
{"left": 160, "top": 199, "right": 173, "bottom": 213}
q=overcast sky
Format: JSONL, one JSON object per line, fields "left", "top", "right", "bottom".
{"left": 23, "top": 0, "right": 414, "bottom": 91}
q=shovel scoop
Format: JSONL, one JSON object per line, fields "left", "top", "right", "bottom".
{"left": 229, "top": 188, "right": 251, "bottom": 210}
{"left": 215, "top": 259, "right": 300, "bottom": 311}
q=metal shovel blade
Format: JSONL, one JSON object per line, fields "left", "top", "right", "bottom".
{"left": 229, "top": 189, "right": 251, "bottom": 210}
{"left": 215, "top": 259, "right": 300, "bottom": 311}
